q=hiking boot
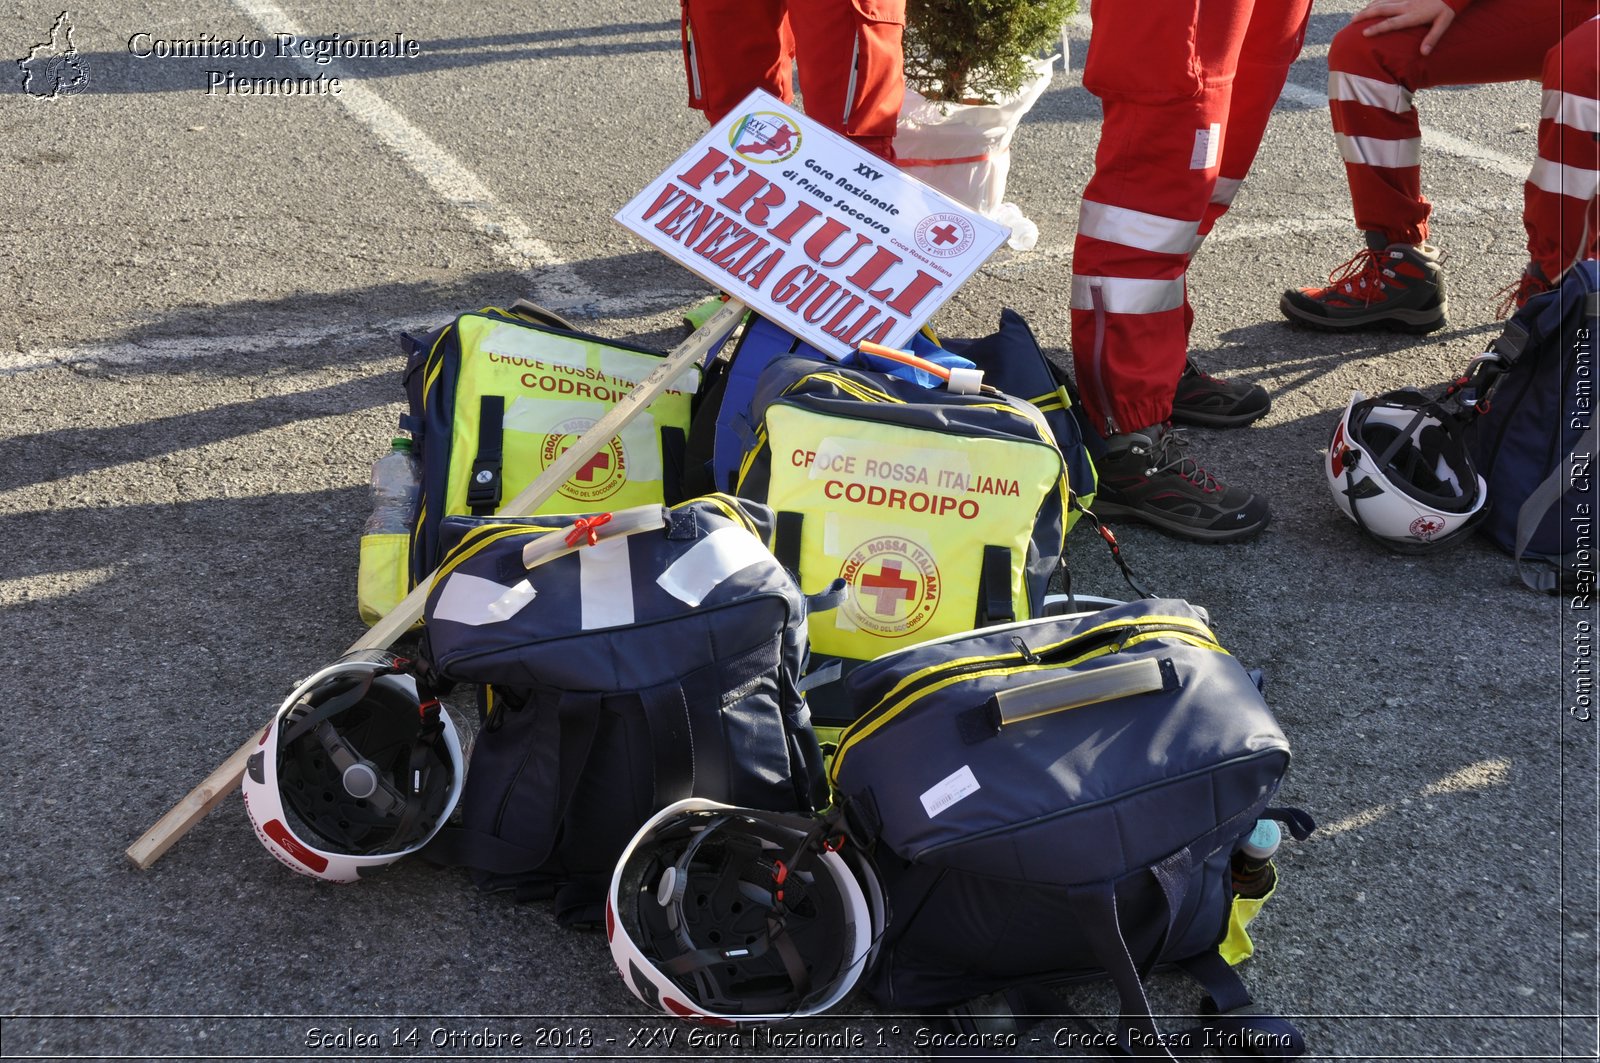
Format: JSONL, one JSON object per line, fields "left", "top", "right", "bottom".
{"left": 1171, "top": 359, "right": 1271, "bottom": 428}
{"left": 1495, "top": 260, "right": 1553, "bottom": 319}
{"left": 1280, "top": 232, "right": 1447, "bottom": 333}
{"left": 1090, "top": 424, "right": 1270, "bottom": 543}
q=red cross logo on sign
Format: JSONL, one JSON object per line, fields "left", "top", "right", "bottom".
{"left": 915, "top": 212, "right": 976, "bottom": 258}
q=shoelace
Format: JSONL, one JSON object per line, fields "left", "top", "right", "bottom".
{"left": 1319, "top": 248, "right": 1387, "bottom": 305}
{"left": 1147, "top": 428, "right": 1222, "bottom": 493}
{"left": 1493, "top": 268, "right": 1549, "bottom": 321}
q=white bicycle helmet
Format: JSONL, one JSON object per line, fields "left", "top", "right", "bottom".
{"left": 242, "top": 650, "right": 464, "bottom": 883}
{"left": 1325, "top": 389, "right": 1487, "bottom": 552}
{"left": 605, "top": 798, "right": 883, "bottom": 1023}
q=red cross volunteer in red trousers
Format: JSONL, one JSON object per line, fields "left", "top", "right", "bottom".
{"left": 1069, "top": 0, "right": 1314, "bottom": 544}
{"left": 1281, "top": 0, "right": 1600, "bottom": 330}
{"left": 679, "top": 0, "right": 906, "bottom": 160}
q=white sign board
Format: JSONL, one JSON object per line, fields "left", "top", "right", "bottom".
{"left": 615, "top": 90, "right": 1009, "bottom": 359}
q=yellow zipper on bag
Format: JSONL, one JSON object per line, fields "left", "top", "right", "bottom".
{"left": 857, "top": 612, "right": 1221, "bottom": 718}
{"left": 810, "top": 371, "right": 897, "bottom": 405}
{"left": 419, "top": 319, "right": 456, "bottom": 416}
{"left": 829, "top": 617, "right": 1229, "bottom": 783}
{"left": 429, "top": 522, "right": 559, "bottom": 589}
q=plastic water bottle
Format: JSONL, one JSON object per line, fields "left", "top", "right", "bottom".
{"left": 364, "top": 437, "right": 419, "bottom": 536}
{"left": 1231, "top": 819, "right": 1281, "bottom": 899}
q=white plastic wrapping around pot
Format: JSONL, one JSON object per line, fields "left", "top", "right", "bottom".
{"left": 893, "top": 51, "right": 1060, "bottom": 250}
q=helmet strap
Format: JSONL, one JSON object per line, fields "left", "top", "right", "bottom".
{"left": 654, "top": 812, "right": 838, "bottom": 1015}
{"left": 280, "top": 671, "right": 378, "bottom": 746}
{"left": 1370, "top": 405, "right": 1430, "bottom": 471}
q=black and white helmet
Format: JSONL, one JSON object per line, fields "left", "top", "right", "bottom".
{"left": 1325, "top": 389, "right": 1487, "bottom": 551}
{"left": 242, "top": 651, "right": 464, "bottom": 882}
{"left": 605, "top": 799, "right": 884, "bottom": 1023}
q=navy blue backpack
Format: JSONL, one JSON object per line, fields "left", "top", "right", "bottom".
{"left": 415, "top": 496, "right": 836, "bottom": 924}
{"left": 1465, "top": 261, "right": 1600, "bottom": 591}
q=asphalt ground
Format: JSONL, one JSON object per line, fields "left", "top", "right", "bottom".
{"left": 1, "top": 1, "right": 1596, "bottom": 1060}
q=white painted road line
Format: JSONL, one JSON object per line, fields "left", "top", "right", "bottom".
{"left": 0, "top": 316, "right": 416, "bottom": 376}
{"left": 228, "top": 0, "right": 603, "bottom": 314}
{"left": 0, "top": 286, "right": 711, "bottom": 376}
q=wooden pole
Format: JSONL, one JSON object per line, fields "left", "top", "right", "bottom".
{"left": 126, "top": 299, "right": 747, "bottom": 870}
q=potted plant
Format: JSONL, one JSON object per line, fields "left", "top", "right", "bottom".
{"left": 894, "top": 0, "right": 1077, "bottom": 245}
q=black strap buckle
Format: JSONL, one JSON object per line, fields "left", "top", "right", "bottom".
{"left": 466, "top": 460, "right": 501, "bottom": 513}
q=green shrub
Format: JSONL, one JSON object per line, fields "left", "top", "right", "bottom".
{"left": 903, "top": 0, "right": 1077, "bottom": 104}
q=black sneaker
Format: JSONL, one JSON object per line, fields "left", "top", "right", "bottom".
{"left": 1090, "top": 424, "right": 1270, "bottom": 543}
{"left": 1280, "top": 232, "right": 1447, "bottom": 333}
{"left": 1171, "top": 360, "right": 1271, "bottom": 428}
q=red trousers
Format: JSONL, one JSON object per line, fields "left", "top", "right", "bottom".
{"left": 1070, "top": 0, "right": 1312, "bottom": 438}
{"left": 1328, "top": 3, "right": 1600, "bottom": 283}
{"left": 679, "top": 0, "right": 905, "bottom": 160}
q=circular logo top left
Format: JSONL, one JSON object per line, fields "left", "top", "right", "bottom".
{"left": 729, "top": 111, "right": 802, "bottom": 165}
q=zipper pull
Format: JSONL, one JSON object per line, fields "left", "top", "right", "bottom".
{"left": 1010, "top": 635, "right": 1041, "bottom": 664}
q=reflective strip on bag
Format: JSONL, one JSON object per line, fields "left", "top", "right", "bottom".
{"left": 578, "top": 536, "right": 635, "bottom": 630}
{"left": 656, "top": 526, "right": 774, "bottom": 608}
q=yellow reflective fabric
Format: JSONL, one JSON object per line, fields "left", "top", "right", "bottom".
{"left": 446, "top": 314, "right": 697, "bottom": 518}
{"left": 1219, "top": 865, "right": 1278, "bottom": 965}
{"left": 760, "top": 403, "right": 1064, "bottom": 663}
{"left": 356, "top": 531, "right": 411, "bottom": 626}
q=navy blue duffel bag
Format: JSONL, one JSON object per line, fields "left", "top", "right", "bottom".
{"left": 830, "top": 597, "right": 1312, "bottom": 1059}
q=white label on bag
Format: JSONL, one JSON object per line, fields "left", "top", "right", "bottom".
{"left": 920, "top": 764, "right": 980, "bottom": 819}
